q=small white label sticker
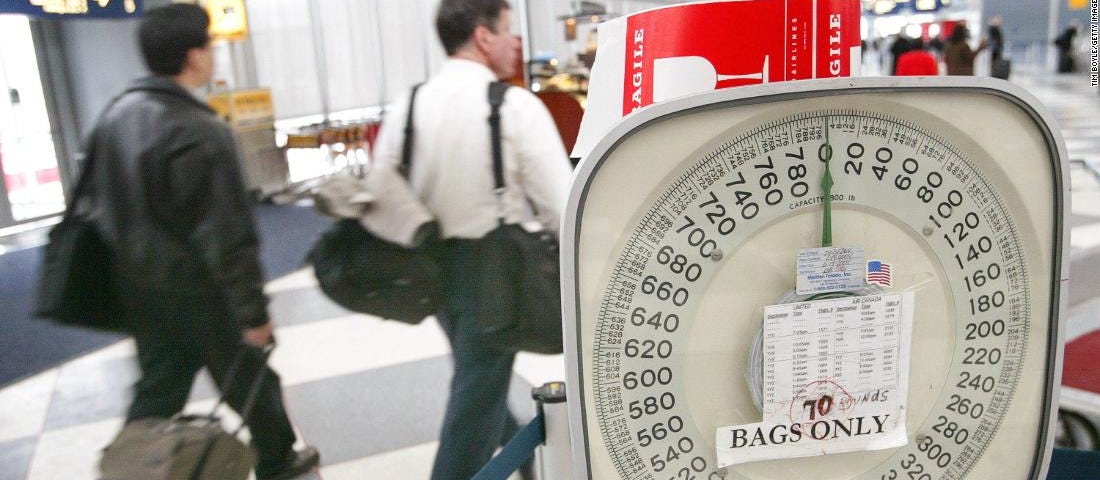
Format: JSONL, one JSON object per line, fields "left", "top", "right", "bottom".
{"left": 796, "top": 246, "right": 866, "bottom": 295}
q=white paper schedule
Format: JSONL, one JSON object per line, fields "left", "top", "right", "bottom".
{"left": 717, "top": 292, "right": 915, "bottom": 467}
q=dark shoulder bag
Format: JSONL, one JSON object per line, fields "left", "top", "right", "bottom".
{"left": 34, "top": 101, "right": 124, "bottom": 331}
{"left": 468, "top": 82, "right": 564, "bottom": 354}
{"left": 308, "top": 84, "right": 442, "bottom": 324}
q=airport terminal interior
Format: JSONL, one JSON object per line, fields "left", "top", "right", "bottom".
{"left": 1, "top": 0, "right": 1099, "bottom": 479}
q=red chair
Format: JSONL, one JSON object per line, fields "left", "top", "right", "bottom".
{"left": 535, "top": 91, "right": 584, "bottom": 160}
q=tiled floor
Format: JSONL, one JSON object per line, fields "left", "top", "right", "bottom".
{"left": 1, "top": 67, "right": 1098, "bottom": 480}
{"left": 0, "top": 270, "right": 555, "bottom": 479}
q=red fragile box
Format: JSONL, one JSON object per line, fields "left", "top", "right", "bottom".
{"left": 575, "top": 0, "right": 861, "bottom": 159}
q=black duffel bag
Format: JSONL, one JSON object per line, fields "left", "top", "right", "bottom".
{"left": 34, "top": 102, "right": 125, "bottom": 332}
{"left": 307, "top": 82, "right": 442, "bottom": 324}
{"left": 35, "top": 215, "right": 124, "bottom": 331}
{"left": 467, "top": 224, "right": 563, "bottom": 354}
{"left": 308, "top": 219, "right": 441, "bottom": 324}
{"left": 461, "top": 81, "right": 564, "bottom": 354}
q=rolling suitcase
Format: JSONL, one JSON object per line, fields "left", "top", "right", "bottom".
{"left": 99, "top": 346, "right": 272, "bottom": 480}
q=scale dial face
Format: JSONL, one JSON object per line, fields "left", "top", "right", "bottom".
{"left": 563, "top": 78, "right": 1066, "bottom": 480}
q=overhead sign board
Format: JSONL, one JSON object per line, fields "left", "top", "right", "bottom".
{"left": 1, "top": 0, "right": 141, "bottom": 18}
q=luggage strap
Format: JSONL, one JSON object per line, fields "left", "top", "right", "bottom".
{"left": 488, "top": 81, "right": 513, "bottom": 226}
{"left": 488, "top": 81, "right": 509, "bottom": 195}
{"left": 399, "top": 83, "right": 424, "bottom": 178}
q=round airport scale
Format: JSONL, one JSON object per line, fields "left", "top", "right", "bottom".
{"left": 561, "top": 77, "right": 1067, "bottom": 480}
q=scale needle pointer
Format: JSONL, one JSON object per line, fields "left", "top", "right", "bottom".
{"left": 821, "top": 120, "right": 834, "bottom": 247}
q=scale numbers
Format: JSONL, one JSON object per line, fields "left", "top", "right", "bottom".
{"left": 590, "top": 110, "right": 1031, "bottom": 480}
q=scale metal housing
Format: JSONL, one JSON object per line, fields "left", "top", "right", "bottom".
{"left": 562, "top": 77, "right": 1068, "bottom": 480}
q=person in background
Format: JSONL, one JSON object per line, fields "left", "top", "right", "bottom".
{"left": 371, "top": 0, "right": 572, "bottom": 478}
{"left": 1054, "top": 21, "right": 1079, "bottom": 73}
{"left": 988, "top": 15, "right": 1005, "bottom": 67}
{"left": 88, "top": 5, "right": 318, "bottom": 479}
{"left": 944, "top": 22, "right": 988, "bottom": 76}
{"left": 928, "top": 35, "right": 944, "bottom": 55}
{"left": 895, "top": 38, "right": 939, "bottom": 76}
{"left": 888, "top": 33, "right": 913, "bottom": 75}
{"left": 987, "top": 15, "right": 1012, "bottom": 79}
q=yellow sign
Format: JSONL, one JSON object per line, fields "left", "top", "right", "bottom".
{"left": 205, "top": 0, "right": 248, "bottom": 41}
{"left": 1069, "top": 0, "right": 1087, "bottom": 9}
{"left": 209, "top": 88, "right": 274, "bottom": 130}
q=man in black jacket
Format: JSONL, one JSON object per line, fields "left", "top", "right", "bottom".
{"left": 88, "top": 5, "right": 318, "bottom": 479}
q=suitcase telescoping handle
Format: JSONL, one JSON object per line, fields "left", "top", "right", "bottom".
{"left": 207, "top": 343, "right": 274, "bottom": 436}
{"left": 187, "top": 344, "right": 275, "bottom": 480}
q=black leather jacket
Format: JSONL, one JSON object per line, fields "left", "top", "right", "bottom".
{"left": 86, "top": 76, "right": 268, "bottom": 330}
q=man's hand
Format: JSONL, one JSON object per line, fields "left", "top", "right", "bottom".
{"left": 243, "top": 322, "right": 276, "bottom": 347}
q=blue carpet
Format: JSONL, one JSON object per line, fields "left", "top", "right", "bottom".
{"left": 255, "top": 203, "right": 332, "bottom": 282}
{"left": 0, "top": 203, "right": 331, "bottom": 387}
{"left": 0, "top": 247, "right": 123, "bottom": 387}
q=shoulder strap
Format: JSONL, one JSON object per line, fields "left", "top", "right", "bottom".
{"left": 62, "top": 89, "right": 137, "bottom": 222}
{"left": 400, "top": 83, "right": 424, "bottom": 177}
{"left": 488, "top": 81, "right": 510, "bottom": 192}
{"left": 63, "top": 134, "right": 98, "bottom": 222}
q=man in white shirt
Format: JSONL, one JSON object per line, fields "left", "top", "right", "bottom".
{"left": 372, "top": 0, "right": 572, "bottom": 478}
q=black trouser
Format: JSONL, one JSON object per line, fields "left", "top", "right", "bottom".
{"left": 126, "top": 317, "right": 296, "bottom": 478}
{"left": 431, "top": 241, "right": 533, "bottom": 480}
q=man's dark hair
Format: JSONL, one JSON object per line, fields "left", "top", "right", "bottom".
{"left": 138, "top": 3, "right": 210, "bottom": 76}
{"left": 435, "top": 0, "right": 510, "bottom": 56}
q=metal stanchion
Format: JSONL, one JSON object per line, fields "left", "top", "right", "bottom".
{"left": 532, "top": 382, "right": 575, "bottom": 480}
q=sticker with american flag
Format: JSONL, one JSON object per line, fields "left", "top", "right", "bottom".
{"left": 866, "top": 260, "right": 892, "bottom": 288}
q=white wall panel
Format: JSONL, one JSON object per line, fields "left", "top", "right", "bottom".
{"left": 247, "top": 0, "right": 323, "bottom": 120}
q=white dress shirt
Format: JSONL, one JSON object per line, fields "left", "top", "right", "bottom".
{"left": 373, "top": 59, "right": 573, "bottom": 239}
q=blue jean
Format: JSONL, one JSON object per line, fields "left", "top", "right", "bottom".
{"left": 431, "top": 241, "right": 531, "bottom": 480}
